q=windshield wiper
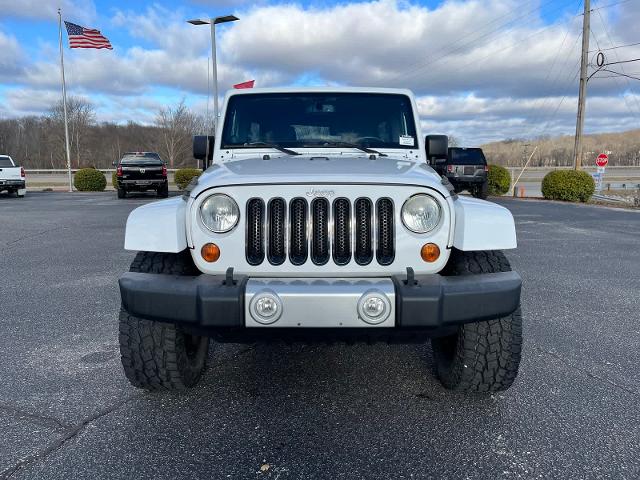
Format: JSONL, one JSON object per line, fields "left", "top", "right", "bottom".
{"left": 318, "top": 142, "right": 388, "bottom": 157}
{"left": 243, "top": 142, "right": 301, "bottom": 156}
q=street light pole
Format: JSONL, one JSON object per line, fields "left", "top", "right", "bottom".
{"left": 187, "top": 15, "right": 239, "bottom": 135}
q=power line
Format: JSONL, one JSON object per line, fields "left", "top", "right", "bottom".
{"left": 524, "top": 2, "right": 586, "bottom": 135}
{"left": 589, "top": 41, "right": 640, "bottom": 52}
{"left": 388, "top": 0, "right": 577, "bottom": 83}
{"left": 599, "top": 68, "right": 640, "bottom": 81}
{"left": 593, "top": 2, "right": 640, "bottom": 117}
{"left": 588, "top": 0, "right": 632, "bottom": 12}
{"left": 600, "top": 58, "right": 640, "bottom": 66}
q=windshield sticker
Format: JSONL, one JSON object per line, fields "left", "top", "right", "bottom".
{"left": 399, "top": 135, "right": 414, "bottom": 146}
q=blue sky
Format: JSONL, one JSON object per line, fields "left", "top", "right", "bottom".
{"left": 1, "top": 0, "right": 638, "bottom": 144}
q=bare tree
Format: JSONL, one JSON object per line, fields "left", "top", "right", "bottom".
{"left": 155, "top": 100, "right": 198, "bottom": 168}
{"left": 49, "top": 96, "right": 96, "bottom": 167}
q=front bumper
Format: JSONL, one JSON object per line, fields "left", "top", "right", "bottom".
{"left": 119, "top": 270, "right": 521, "bottom": 334}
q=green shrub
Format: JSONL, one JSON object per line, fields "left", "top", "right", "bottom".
{"left": 175, "top": 168, "right": 202, "bottom": 190}
{"left": 487, "top": 164, "right": 510, "bottom": 196}
{"left": 111, "top": 171, "right": 118, "bottom": 189}
{"left": 74, "top": 168, "right": 106, "bottom": 192}
{"left": 541, "top": 170, "right": 595, "bottom": 202}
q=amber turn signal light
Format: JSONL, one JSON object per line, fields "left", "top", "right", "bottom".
{"left": 420, "top": 243, "right": 440, "bottom": 262}
{"left": 201, "top": 243, "right": 220, "bottom": 262}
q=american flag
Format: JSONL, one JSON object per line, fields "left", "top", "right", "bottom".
{"left": 64, "top": 21, "right": 113, "bottom": 50}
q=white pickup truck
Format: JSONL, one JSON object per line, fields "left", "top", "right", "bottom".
{"left": 0, "top": 155, "right": 26, "bottom": 198}
{"left": 118, "top": 87, "right": 522, "bottom": 394}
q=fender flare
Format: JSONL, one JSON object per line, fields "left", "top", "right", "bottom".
{"left": 452, "top": 197, "right": 517, "bottom": 251}
{"left": 124, "top": 197, "right": 187, "bottom": 253}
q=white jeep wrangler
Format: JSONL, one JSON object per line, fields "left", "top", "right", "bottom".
{"left": 118, "top": 87, "right": 522, "bottom": 393}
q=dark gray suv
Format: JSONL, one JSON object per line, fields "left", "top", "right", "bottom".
{"left": 437, "top": 147, "right": 489, "bottom": 199}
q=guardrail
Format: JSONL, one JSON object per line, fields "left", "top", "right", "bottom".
{"left": 24, "top": 169, "right": 181, "bottom": 174}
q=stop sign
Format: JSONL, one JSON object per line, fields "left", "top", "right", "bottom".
{"left": 596, "top": 153, "right": 608, "bottom": 167}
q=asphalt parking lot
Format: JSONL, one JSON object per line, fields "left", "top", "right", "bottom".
{"left": 1, "top": 191, "right": 639, "bottom": 479}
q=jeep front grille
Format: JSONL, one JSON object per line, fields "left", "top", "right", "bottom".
{"left": 246, "top": 196, "right": 395, "bottom": 267}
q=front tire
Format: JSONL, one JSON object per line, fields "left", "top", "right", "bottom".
{"left": 431, "top": 250, "right": 522, "bottom": 392}
{"left": 118, "top": 251, "right": 209, "bottom": 390}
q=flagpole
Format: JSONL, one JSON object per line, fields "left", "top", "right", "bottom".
{"left": 58, "top": 8, "right": 73, "bottom": 192}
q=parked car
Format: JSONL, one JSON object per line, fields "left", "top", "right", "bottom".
{"left": 0, "top": 155, "right": 26, "bottom": 198}
{"left": 113, "top": 152, "right": 168, "bottom": 199}
{"left": 432, "top": 147, "right": 489, "bottom": 199}
{"left": 117, "top": 87, "right": 522, "bottom": 394}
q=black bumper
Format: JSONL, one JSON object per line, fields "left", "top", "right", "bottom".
{"left": 447, "top": 175, "right": 486, "bottom": 185}
{"left": 0, "top": 180, "right": 25, "bottom": 189}
{"left": 119, "top": 271, "right": 521, "bottom": 332}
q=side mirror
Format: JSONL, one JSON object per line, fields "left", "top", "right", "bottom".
{"left": 193, "top": 135, "right": 215, "bottom": 169}
{"left": 112, "top": 160, "right": 118, "bottom": 167}
{"left": 425, "top": 135, "right": 448, "bottom": 161}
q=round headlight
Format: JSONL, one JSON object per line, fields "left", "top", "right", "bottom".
{"left": 401, "top": 194, "right": 441, "bottom": 233}
{"left": 200, "top": 194, "right": 239, "bottom": 233}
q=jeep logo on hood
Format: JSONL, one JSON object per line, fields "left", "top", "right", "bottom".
{"left": 306, "top": 188, "right": 335, "bottom": 198}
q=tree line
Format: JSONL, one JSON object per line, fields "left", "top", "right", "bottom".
{"left": 481, "top": 130, "right": 640, "bottom": 167}
{"left": 2, "top": 96, "right": 639, "bottom": 169}
{"left": 0, "top": 97, "right": 205, "bottom": 169}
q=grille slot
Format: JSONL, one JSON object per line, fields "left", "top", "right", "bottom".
{"left": 311, "top": 198, "right": 330, "bottom": 265}
{"left": 246, "top": 198, "right": 265, "bottom": 265}
{"left": 267, "top": 198, "right": 286, "bottom": 265}
{"left": 245, "top": 195, "right": 395, "bottom": 267}
{"left": 354, "top": 198, "right": 373, "bottom": 265}
{"left": 376, "top": 198, "right": 395, "bottom": 265}
{"left": 333, "top": 198, "right": 351, "bottom": 265}
{"left": 289, "top": 198, "right": 308, "bottom": 265}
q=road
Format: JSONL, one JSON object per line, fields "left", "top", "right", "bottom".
{"left": 1, "top": 192, "right": 639, "bottom": 479}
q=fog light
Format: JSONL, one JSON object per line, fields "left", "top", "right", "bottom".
{"left": 201, "top": 243, "right": 220, "bottom": 262}
{"left": 250, "top": 290, "right": 283, "bottom": 325}
{"left": 420, "top": 243, "right": 440, "bottom": 262}
{"left": 358, "top": 290, "right": 391, "bottom": 325}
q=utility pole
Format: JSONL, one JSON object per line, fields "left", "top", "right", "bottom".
{"left": 573, "top": 0, "right": 590, "bottom": 170}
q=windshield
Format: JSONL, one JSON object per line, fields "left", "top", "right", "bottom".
{"left": 221, "top": 93, "right": 418, "bottom": 150}
{"left": 121, "top": 153, "right": 163, "bottom": 165}
{"left": 0, "top": 156, "right": 14, "bottom": 168}
{"left": 449, "top": 148, "right": 487, "bottom": 165}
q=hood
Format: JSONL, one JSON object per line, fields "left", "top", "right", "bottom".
{"left": 190, "top": 154, "right": 450, "bottom": 198}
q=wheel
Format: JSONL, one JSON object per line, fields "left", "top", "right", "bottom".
{"left": 472, "top": 182, "right": 489, "bottom": 199}
{"left": 157, "top": 183, "right": 169, "bottom": 198}
{"left": 118, "top": 251, "right": 209, "bottom": 390}
{"left": 117, "top": 188, "right": 126, "bottom": 199}
{"left": 431, "top": 250, "right": 522, "bottom": 392}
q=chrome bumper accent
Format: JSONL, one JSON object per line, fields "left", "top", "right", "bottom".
{"left": 244, "top": 278, "right": 395, "bottom": 328}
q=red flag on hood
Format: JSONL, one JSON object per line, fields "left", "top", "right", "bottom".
{"left": 233, "top": 80, "right": 255, "bottom": 89}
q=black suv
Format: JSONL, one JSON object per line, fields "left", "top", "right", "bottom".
{"left": 114, "top": 152, "right": 168, "bottom": 199}
{"left": 433, "top": 147, "right": 489, "bottom": 199}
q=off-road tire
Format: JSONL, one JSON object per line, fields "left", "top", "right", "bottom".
{"left": 119, "top": 251, "right": 209, "bottom": 390}
{"left": 472, "top": 182, "right": 489, "bottom": 199}
{"left": 431, "top": 249, "right": 522, "bottom": 392}
{"left": 157, "top": 183, "right": 169, "bottom": 198}
{"left": 117, "top": 187, "right": 126, "bottom": 199}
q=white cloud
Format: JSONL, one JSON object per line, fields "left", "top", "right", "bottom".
{"left": 2, "top": 0, "right": 639, "bottom": 144}
{"left": 0, "top": 30, "right": 24, "bottom": 78}
{"left": 0, "top": 0, "right": 96, "bottom": 23}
